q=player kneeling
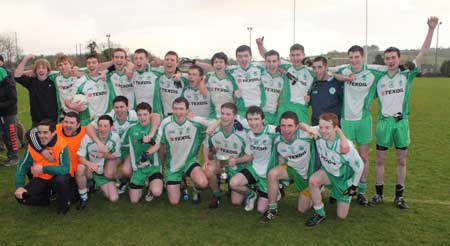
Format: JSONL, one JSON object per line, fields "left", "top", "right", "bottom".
{"left": 306, "top": 113, "right": 363, "bottom": 227}
{"left": 76, "top": 115, "right": 121, "bottom": 208}
{"left": 123, "top": 103, "right": 163, "bottom": 203}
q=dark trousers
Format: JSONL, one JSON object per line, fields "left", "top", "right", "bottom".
{"left": 17, "top": 175, "right": 71, "bottom": 209}
{"left": 0, "top": 115, "right": 19, "bottom": 159}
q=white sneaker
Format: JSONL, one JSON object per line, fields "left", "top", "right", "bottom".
{"left": 244, "top": 191, "right": 257, "bottom": 211}
{"left": 145, "top": 192, "right": 154, "bottom": 202}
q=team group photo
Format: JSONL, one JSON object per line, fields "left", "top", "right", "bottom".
{"left": 1, "top": 0, "right": 449, "bottom": 245}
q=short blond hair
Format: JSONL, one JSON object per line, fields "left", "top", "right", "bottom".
{"left": 55, "top": 55, "right": 73, "bottom": 67}
{"left": 33, "top": 58, "right": 51, "bottom": 73}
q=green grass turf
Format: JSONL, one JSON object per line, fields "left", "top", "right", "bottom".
{"left": 1, "top": 78, "right": 449, "bottom": 246}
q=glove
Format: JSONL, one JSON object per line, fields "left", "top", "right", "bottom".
{"left": 399, "top": 61, "right": 415, "bottom": 71}
{"left": 140, "top": 152, "right": 150, "bottom": 163}
{"left": 174, "top": 80, "right": 183, "bottom": 89}
{"left": 285, "top": 72, "right": 299, "bottom": 85}
{"left": 234, "top": 119, "right": 244, "bottom": 131}
{"left": 302, "top": 57, "right": 313, "bottom": 67}
{"left": 141, "top": 138, "right": 156, "bottom": 145}
{"left": 275, "top": 125, "right": 281, "bottom": 133}
{"left": 180, "top": 57, "right": 194, "bottom": 65}
{"left": 343, "top": 185, "right": 358, "bottom": 196}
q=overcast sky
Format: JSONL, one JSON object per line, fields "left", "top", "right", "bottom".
{"left": 2, "top": 0, "right": 449, "bottom": 59}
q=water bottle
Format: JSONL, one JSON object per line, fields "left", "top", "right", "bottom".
{"left": 182, "top": 188, "right": 190, "bottom": 201}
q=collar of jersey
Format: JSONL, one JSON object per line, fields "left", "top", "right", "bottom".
{"left": 325, "top": 133, "right": 340, "bottom": 150}
{"left": 172, "top": 115, "right": 187, "bottom": 126}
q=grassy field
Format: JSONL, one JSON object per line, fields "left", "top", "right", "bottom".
{"left": 1, "top": 78, "right": 449, "bottom": 246}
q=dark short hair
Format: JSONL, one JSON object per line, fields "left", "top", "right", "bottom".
{"left": 264, "top": 50, "right": 280, "bottom": 60}
{"left": 221, "top": 102, "right": 237, "bottom": 115}
{"left": 384, "top": 47, "right": 401, "bottom": 57}
{"left": 86, "top": 54, "right": 99, "bottom": 62}
{"left": 165, "top": 51, "right": 179, "bottom": 59}
{"left": 290, "top": 44, "right": 305, "bottom": 52}
{"left": 113, "top": 96, "right": 129, "bottom": 107}
{"left": 347, "top": 45, "right": 364, "bottom": 56}
{"left": 246, "top": 106, "right": 265, "bottom": 120}
{"left": 173, "top": 97, "right": 189, "bottom": 109}
{"left": 235, "top": 45, "right": 252, "bottom": 56}
{"left": 313, "top": 56, "right": 328, "bottom": 66}
{"left": 189, "top": 65, "right": 204, "bottom": 77}
{"left": 211, "top": 52, "right": 228, "bottom": 65}
{"left": 134, "top": 48, "right": 149, "bottom": 57}
{"left": 280, "top": 111, "right": 299, "bottom": 125}
{"left": 64, "top": 111, "right": 80, "bottom": 123}
{"left": 136, "top": 102, "right": 152, "bottom": 114}
{"left": 98, "top": 115, "right": 114, "bottom": 126}
{"left": 38, "top": 119, "right": 56, "bottom": 132}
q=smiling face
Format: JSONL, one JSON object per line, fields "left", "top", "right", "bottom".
{"left": 112, "top": 50, "right": 127, "bottom": 71}
{"left": 62, "top": 116, "right": 79, "bottom": 136}
{"left": 246, "top": 113, "right": 264, "bottom": 133}
{"left": 348, "top": 51, "right": 363, "bottom": 72}
{"left": 57, "top": 60, "right": 73, "bottom": 76}
{"left": 220, "top": 107, "right": 236, "bottom": 129}
{"left": 280, "top": 118, "right": 297, "bottom": 141}
{"left": 188, "top": 68, "right": 202, "bottom": 88}
{"left": 86, "top": 57, "right": 99, "bottom": 75}
{"left": 318, "top": 119, "right": 337, "bottom": 140}
{"left": 265, "top": 54, "right": 280, "bottom": 73}
{"left": 164, "top": 54, "right": 178, "bottom": 74}
{"left": 289, "top": 49, "right": 305, "bottom": 67}
{"left": 384, "top": 51, "right": 400, "bottom": 72}
{"left": 37, "top": 125, "right": 55, "bottom": 146}
{"left": 172, "top": 101, "right": 188, "bottom": 122}
{"left": 97, "top": 119, "right": 112, "bottom": 137}
{"left": 213, "top": 58, "right": 226, "bottom": 73}
{"left": 236, "top": 51, "right": 252, "bottom": 69}
{"left": 133, "top": 52, "right": 148, "bottom": 71}
{"left": 113, "top": 101, "right": 128, "bottom": 120}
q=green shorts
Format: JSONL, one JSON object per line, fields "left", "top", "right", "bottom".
{"left": 278, "top": 103, "right": 309, "bottom": 124}
{"left": 131, "top": 165, "right": 162, "bottom": 187}
{"left": 92, "top": 173, "right": 113, "bottom": 187}
{"left": 225, "top": 163, "right": 246, "bottom": 179}
{"left": 341, "top": 113, "right": 373, "bottom": 145}
{"left": 376, "top": 117, "right": 410, "bottom": 148}
{"left": 284, "top": 164, "right": 308, "bottom": 193}
{"left": 165, "top": 162, "right": 200, "bottom": 183}
{"left": 240, "top": 166, "right": 268, "bottom": 193}
{"left": 324, "top": 169, "right": 352, "bottom": 203}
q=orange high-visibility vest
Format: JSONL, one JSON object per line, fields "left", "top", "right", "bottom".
{"left": 28, "top": 136, "right": 68, "bottom": 180}
{"left": 56, "top": 124, "right": 86, "bottom": 176}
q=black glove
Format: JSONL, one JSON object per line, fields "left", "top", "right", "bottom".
{"left": 394, "top": 112, "right": 403, "bottom": 122}
{"left": 302, "top": 57, "right": 313, "bottom": 67}
{"left": 180, "top": 57, "right": 194, "bottom": 65}
{"left": 275, "top": 125, "right": 281, "bottom": 133}
{"left": 140, "top": 152, "right": 149, "bottom": 163}
{"left": 285, "top": 72, "right": 299, "bottom": 85}
{"left": 399, "top": 61, "right": 415, "bottom": 71}
{"left": 234, "top": 119, "right": 244, "bottom": 131}
{"left": 174, "top": 80, "right": 183, "bottom": 89}
{"left": 344, "top": 185, "right": 358, "bottom": 196}
{"left": 107, "top": 65, "right": 116, "bottom": 72}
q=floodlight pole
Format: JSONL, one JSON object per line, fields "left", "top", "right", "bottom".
{"left": 293, "top": 0, "right": 296, "bottom": 44}
{"left": 365, "top": 0, "right": 368, "bottom": 64}
{"left": 106, "top": 34, "right": 111, "bottom": 59}
{"left": 247, "top": 27, "right": 253, "bottom": 51}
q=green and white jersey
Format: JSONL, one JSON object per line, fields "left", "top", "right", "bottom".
{"left": 376, "top": 64, "right": 420, "bottom": 118}
{"left": 77, "top": 131, "right": 121, "bottom": 175}
{"left": 131, "top": 64, "right": 163, "bottom": 114}
{"left": 182, "top": 85, "right": 210, "bottom": 118}
{"left": 315, "top": 135, "right": 363, "bottom": 186}
{"left": 159, "top": 74, "right": 187, "bottom": 116}
{"left": 226, "top": 63, "right": 265, "bottom": 108}
{"left": 247, "top": 125, "right": 278, "bottom": 177}
{"left": 335, "top": 64, "right": 384, "bottom": 120}
{"left": 275, "top": 129, "right": 314, "bottom": 180}
{"left": 156, "top": 116, "right": 205, "bottom": 173}
{"left": 48, "top": 71, "right": 79, "bottom": 113}
{"left": 280, "top": 64, "right": 315, "bottom": 105}
{"left": 90, "top": 109, "right": 138, "bottom": 143}
{"left": 261, "top": 69, "right": 286, "bottom": 114}
{"left": 123, "top": 123, "right": 160, "bottom": 171}
{"left": 107, "top": 70, "right": 135, "bottom": 110}
{"left": 205, "top": 126, "right": 251, "bottom": 170}
{"left": 74, "top": 75, "right": 110, "bottom": 125}
{"left": 206, "top": 71, "right": 238, "bottom": 118}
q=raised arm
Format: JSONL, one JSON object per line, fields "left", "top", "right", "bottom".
{"left": 415, "top": 16, "right": 439, "bottom": 67}
{"left": 14, "top": 55, "right": 35, "bottom": 77}
{"left": 256, "top": 36, "right": 267, "bottom": 58}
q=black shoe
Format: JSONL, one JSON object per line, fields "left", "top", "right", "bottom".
{"left": 209, "top": 196, "right": 220, "bottom": 209}
{"left": 57, "top": 202, "right": 71, "bottom": 215}
{"left": 357, "top": 194, "right": 369, "bottom": 206}
{"left": 369, "top": 194, "right": 383, "bottom": 206}
{"left": 306, "top": 213, "right": 326, "bottom": 227}
{"left": 329, "top": 196, "right": 336, "bottom": 204}
{"left": 394, "top": 197, "right": 409, "bottom": 209}
{"left": 88, "top": 181, "right": 97, "bottom": 194}
{"left": 2, "top": 157, "right": 18, "bottom": 167}
{"left": 259, "top": 209, "right": 278, "bottom": 224}
{"left": 77, "top": 199, "right": 88, "bottom": 210}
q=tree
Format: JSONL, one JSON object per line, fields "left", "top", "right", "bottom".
{"left": 373, "top": 54, "right": 384, "bottom": 65}
{"left": 440, "top": 60, "right": 450, "bottom": 77}
{"left": 0, "top": 32, "right": 23, "bottom": 65}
